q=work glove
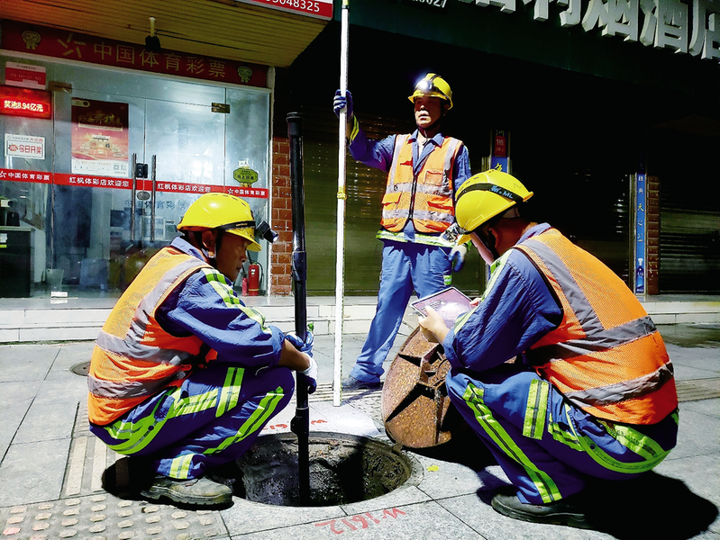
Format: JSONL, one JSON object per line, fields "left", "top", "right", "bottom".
{"left": 285, "top": 331, "right": 314, "bottom": 356}
{"left": 333, "top": 89, "right": 353, "bottom": 119}
{"left": 449, "top": 244, "right": 467, "bottom": 273}
{"left": 300, "top": 354, "right": 318, "bottom": 394}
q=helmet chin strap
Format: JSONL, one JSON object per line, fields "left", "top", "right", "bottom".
{"left": 478, "top": 229, "right": 500, "bottom": 262}
{"left": 194, "top": 230, "right": 220, "bottom": 266}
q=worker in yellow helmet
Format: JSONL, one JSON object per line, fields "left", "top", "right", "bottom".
{"left": 333, "top": 73, "right": 471, "bottom": 390}
{"left": 418, "top": 170, "right": 678, "bottom": 529}
{"left": 87, "top": 193, "right": 316, "bottom": 508}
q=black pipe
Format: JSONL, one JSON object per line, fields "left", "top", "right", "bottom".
{"left": 287, "top": 112, "right": 310, "bottom": 503}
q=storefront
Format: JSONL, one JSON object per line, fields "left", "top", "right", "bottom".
{"left": 0, "top": 21, "right": 273, "bottom": 298}
{"left": 281, "top": 0, "right": 720, "bottom": 297}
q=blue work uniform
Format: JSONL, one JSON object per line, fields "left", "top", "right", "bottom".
{"left": 348, "top": 123, "right": 471, "bottom": 383}
{"left": 443, "top": 223, "right": 678, "bottom": 504}
{"left": 89, "top": 237, "right": 293, "bottom": 480}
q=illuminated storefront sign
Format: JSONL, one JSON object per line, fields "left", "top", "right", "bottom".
{"left": 458, "top": 0, "right": 720, "bottom": 60}
{"left": 0, "top": 86, "right": 52, "bottom": 119}
{"left": 235, "top": 0, "right": 333, "bottom": 20}
{"left": 1, "top": 21, "right": 267, "bottom": 88}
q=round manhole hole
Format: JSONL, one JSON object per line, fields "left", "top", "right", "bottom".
{"left": 228, "top": 432, "right": 421, "bottom": 507}
{"left": 70, "top": 361, "right": 91, "bottom": 376}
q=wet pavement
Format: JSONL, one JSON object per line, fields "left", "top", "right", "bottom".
{"left": 0, "top": 324, "right": 718, "bottom": 539}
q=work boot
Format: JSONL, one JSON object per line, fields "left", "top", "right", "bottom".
{"left": 140, "top": 475, "right": 233, "bottom": 507}
{"left": 491, "top": 489, "right": 591, "bottom": 529}
{"left": 341, "top": 375, "right": 382, "bottom": 391}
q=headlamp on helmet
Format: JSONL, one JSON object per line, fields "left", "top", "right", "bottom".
{"left": 254, "top": 221, "right": 279, "bottom": 244}
{"left": 218, "top": 219, "right": 278, "bottom": 244}
{"left": 408, "top": 73, "right": 453, "bottom": 110}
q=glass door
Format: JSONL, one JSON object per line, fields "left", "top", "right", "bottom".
{"left": 51, "top": 91, "right": 227, "bottom": 294}
{"left": 122, "top": 98, "right": 227, "bottom": 286}
{"left": 51, "top": 89, "right": 146, "bottom": 294}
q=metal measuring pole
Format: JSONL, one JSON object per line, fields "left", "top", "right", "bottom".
{"left": 287, "top": 112, "right": 311, "bottom": 503}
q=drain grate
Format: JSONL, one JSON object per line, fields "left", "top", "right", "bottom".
{"left": 71, "top": 361, "right": 91, "bottom": 377}
{"left": 676, "top": 378, "right": 720, "bottom": 402}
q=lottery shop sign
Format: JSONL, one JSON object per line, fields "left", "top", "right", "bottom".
{"left": 1, "top": 21, "right": 267, "bottom": 88}
{"left": 0, "top": 168, "right": 269, "bottom": 198}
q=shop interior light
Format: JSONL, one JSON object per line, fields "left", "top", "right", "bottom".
{"left": 0, "top": 85, "right": 52, "bottom": 119}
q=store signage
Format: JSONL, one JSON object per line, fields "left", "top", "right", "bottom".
{"left": 410, "top": 0, "right": 449, "bottom": 8}
{"left": 1, "top": 21, "right": 268, "bottom": 88}
{"left": 0, "top": 86, "right": 52, "bottom": 119}
{"left": 0, "top": 169, "right": 269, "bottom": 198}
{"left": 5, "top": 62, "right": 47, "bottom": 89}
{"left": 4, "top": 134, "right": 45, "bottom": 160}
{"left": 235, "top": 0, "right": 333, "bottom": 20}
{"left": 0, "top": 168, "right": 51, "bottom": 184}
{"left": 458, "top": 0, "right": 720, "bottom": 60}
{"left": 634, "top": 173, "right": 646, "bottom": 294}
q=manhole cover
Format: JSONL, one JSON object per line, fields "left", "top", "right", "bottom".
{"left": 231, "top": 432, "right": 421, "bottom": 507}
{"left": 70, "top": 361, "right": 91, "bottom": 376}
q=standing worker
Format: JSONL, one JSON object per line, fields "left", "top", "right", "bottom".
{"left": 418, "top": 169, "right": 678, "bottom": 529}
{"left": 333, "top": 73, "right": 471, "bottom": 390}
{"left": 88, "top": 193, "right": 316, "bottom": 508}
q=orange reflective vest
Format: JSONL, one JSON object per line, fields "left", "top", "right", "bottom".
{"left": 516, "top": 228, "right": 677, "bottom": 425}
{"left": 380, "top": 134, "right": 463, "bottom": 233}
{"left": 88, "top": 247, "right": 214, "bottom": 425}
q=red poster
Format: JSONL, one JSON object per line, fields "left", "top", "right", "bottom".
{"left": 71, "top": 99, "right": 130, "bottom": 178}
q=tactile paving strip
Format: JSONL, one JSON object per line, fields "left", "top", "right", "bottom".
{"left": 0, "top": 494, "right": 228, "bottom": 540}
{"left": 676, "top": 377, "right": 720, "bottom": 402}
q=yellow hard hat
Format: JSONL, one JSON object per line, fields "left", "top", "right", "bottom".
{"left": 177, "top": 193, "right": 262, "bottom": 251}
{"left": 408, "top": 73, "right": 453, "bottom": 110}
{"left": 455, "top": 169, "right": 534, "bottom": 245}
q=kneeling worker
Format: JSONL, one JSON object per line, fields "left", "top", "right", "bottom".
{"left": 418, "top": 170, "right": 678, "bottom": 528}
{"left": 87, "top": 193, "right": 316, "bottom": 507}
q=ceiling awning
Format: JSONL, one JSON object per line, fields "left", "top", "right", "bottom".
{"left": 1, "top": 0, "right": 330, "bottom": 68}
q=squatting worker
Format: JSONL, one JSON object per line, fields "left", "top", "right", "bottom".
{"left": 87, "top": 193, "right": 317, "bottom": 508}
{"left": 418, "top": 169, "right": 678, "bottom": 529}
{"left": 333, "top": 73, "right": 471, "bottom": 391}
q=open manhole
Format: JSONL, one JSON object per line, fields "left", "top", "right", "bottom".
{"left": 70, "top": 361, "right": 91, "bottom": 376}
{"left": 230, "top": 432, "right": 421, "bottom": 507}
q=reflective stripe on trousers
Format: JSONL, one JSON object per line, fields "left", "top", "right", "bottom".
{"left": 446, "top": 364, "right": 678, "bottom": 505}
{"left": 90, "top": 363, "right": 294, "bottom": 480}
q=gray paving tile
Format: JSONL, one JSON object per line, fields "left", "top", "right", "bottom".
{"left": 340, "top": 486, "right": 431, "bottom": 516}
{"left": 47, "top": 341, "right": 94, "bottom": 379}
{"left": 0, "top": 438, "right": 71, "bottom": 506}
{"left": 683, "top": 397, "right": 720, "bottom": 418}
{"left": 655, "top": 453, "right": 720, "bottom": 509}
{"left": 229, "top": 500, "right": 484, "bottom": 540}
{"left": 665, "top": 406, "right": 720, "bottom": 460}
{"left": 667, "top": 344, "right": 720, "bottom": 376}
{"left": 220, "top": 498, "right": 344, "bottom": 536}
{"left": 412, "top": 452, "right": 509, "bottom": 500}
{"left": 437, "top": 493, "right": 614, "bottom": 540}
{"left": 36, "top": 376, "right": 89, "bottom": 403}
{"left": 0, "top": 380, "right": 41, "bottom": 456}
{"left": 0, "top": 344, "right": 59, "bottom": 382}
{"left": 13, "top": 398, "right": 79, "bottom": 444}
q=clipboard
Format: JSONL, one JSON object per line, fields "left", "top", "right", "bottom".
{"left": 410, "top": 287, "right": 473, "bottom": 328}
